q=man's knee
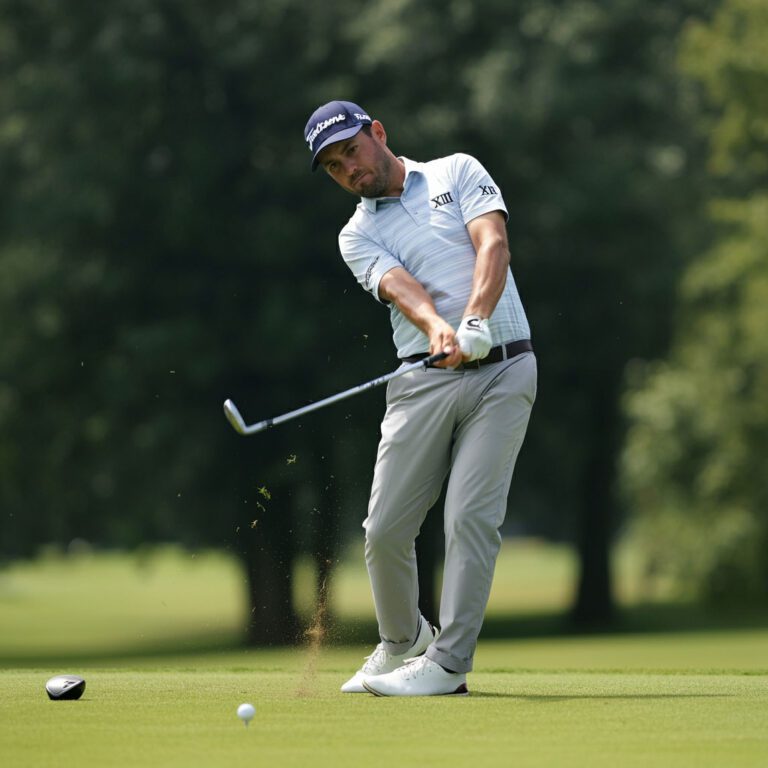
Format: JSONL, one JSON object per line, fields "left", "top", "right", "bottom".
{"left": 443, "top": 507, "right": 503, "bottom": 546}
{"left": 364, "top": 516, "right": 413, "bottom": 558}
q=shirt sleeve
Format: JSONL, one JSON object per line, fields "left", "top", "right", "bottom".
{"left": 451, "top": 153, "right": 508, "bottom": 225}
{"left": 338, "top": 225, "right": 403, "bottom": 304}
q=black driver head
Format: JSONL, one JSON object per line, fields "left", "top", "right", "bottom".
{"left": 45, "top": 675, "right": 86, "bottom": 700}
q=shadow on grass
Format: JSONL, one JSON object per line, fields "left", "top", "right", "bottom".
{"left": 3, "top": 602, "right": 767, "bottom": 668}
{"left": 0, "top": 633, "right": 245, "bottom": 669}
{"left": 334, "top": 602, "right": 768, "bottom": 646}
{"left": 471, "top": 692, "right": 734, "bottom": 700}
{"left": 478, "top": 601, "right": 768, "bottom": 641}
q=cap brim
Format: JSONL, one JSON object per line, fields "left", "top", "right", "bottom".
{"left": 311, "top": 124, "right": 365, "bottom": 171}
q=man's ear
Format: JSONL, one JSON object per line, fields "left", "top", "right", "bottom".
{"left": 371, "top": 119, "right": 387, "bottom": 145}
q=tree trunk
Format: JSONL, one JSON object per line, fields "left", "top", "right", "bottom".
{"left": 571, "top": 495, "right": 615, "bottom": 625}
{"left": 313, "top": 466, "right": 341, "bottom": 625}
{"left": 570, "top": 383, "right": 619, "bottom": 626}
{"left": 242, "top": 536, "right": 299, "bottom": 645}
{"left": 236, "top": 448, "right": 300, "bottom": 646}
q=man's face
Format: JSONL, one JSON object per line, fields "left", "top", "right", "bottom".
{"left": 317, "top": 124, "right": 397, "bottom": 198}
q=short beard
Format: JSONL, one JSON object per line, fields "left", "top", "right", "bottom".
{"left": 357, "top": 151, "right": 396, "bottom": 198}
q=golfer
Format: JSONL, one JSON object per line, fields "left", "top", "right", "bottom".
{"left": 305, "top": 101, "right": 537, "bottom": 696}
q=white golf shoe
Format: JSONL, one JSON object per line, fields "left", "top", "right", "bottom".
{"left": 362, "top": 655, "right": 468, "bottom": 697}
{"left": 340, "top": 617, "right": 437, "bottom": 693}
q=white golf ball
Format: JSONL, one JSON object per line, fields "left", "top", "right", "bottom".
{"left": 237, "top": 702, "right": 255, "bottom": 725}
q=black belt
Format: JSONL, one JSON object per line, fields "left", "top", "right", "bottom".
{"left": 401, "top": 339, "right": 533, "bottom": 370}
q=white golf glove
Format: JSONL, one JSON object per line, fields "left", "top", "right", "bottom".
{"left": 456, "top": 315, "right": 493, "bottom": 362}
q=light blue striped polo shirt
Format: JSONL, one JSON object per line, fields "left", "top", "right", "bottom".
{"left": 338, "top": 153, "right": 531, "bottom": 358}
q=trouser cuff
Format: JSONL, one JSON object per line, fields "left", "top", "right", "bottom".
{"left": 426, "top": 647, "right": 472, "bottom": 674}
{"left": 381, "top": 615, "right": 423, "bottom": 656}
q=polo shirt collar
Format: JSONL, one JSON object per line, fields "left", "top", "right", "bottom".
{"left": 361, "top": 157, "right": 424, "bottom": 212}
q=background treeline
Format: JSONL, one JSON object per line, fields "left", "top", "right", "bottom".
{"left": 1, "top": 0, "right": 765, "bottom": 643}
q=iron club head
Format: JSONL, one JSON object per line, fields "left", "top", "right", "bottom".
{"left": 223, "top": 399, "right": 247, "bottom": 435}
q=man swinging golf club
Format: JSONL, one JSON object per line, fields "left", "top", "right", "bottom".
{"left": 305, "top": 101, "right": 537, "bottom": 696}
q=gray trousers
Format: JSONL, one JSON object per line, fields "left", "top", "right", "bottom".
{"left": 363, "top": 351, "right": 537, "bottom": 673}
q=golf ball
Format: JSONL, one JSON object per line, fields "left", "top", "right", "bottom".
{"left": 237, "top": 702, "right": 255, "bottom": 725}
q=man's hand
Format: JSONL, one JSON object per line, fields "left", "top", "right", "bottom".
{"left": 426, "top": 317, "right": 463, "bottom": 368}
{"left": 456, "top": 315, "right": 493, "bottom": 361}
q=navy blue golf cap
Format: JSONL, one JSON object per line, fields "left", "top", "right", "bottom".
{"left": 304, "top": 100, "right": 372, "bottom": 171}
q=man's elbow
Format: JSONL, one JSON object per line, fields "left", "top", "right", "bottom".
{"left": 378, "top": 267, "right": 404, "bottom": 304}
{"left": 484, "top": 235, "right": 510, "bottom": 265}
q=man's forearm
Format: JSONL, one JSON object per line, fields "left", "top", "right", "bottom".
{"left": 378, "top": 267, "right": 463, "bottom": 367}
{"left": 463, "top": 241, "right": 508, "bottom": 318}
{"left": 378, "top": 267, "right": 442, "bottom": 336}
{"left": 464, "top": 212, "right": 510, "bottom": 319}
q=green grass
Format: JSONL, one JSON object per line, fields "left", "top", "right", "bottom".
{"left": 2, "top": 643, "right": 767, "bottom": 768}
{"left": 1, "top": 544, "right": 767, "bottom": 766}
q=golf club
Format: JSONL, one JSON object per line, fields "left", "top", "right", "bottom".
{"left": 45, "top": 674, "right": 86, "bottom": 701}
{"left": 223, "top": 351, "right": 448, "bottom": 436}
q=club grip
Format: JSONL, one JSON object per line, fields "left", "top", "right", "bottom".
{"left": 424, "top": 351, "right": 449, "bottom": 365}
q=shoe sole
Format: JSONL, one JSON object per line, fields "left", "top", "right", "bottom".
{"left": 362, "top": 681, "right": 469, "bottom": 697}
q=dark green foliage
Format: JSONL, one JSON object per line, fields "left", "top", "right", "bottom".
{"left": 0, "top": 0, "right": 725, "bottom": 636}
{"left": 621, "top": 0, "right": 768, "bottom": 603}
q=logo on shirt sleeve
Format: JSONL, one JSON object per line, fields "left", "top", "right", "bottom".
{"left": 364, "top": 255, "right": 380, "bottom": 290}
{"left": 479, "top": 184, "right": 498, "bottom": 196}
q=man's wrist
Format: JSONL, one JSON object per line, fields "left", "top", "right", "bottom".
{"left": 463, "top": 314, "right": 488, "bottom": 326}
{"left": 456, "top": 315, "right": 493, "bottom": 361}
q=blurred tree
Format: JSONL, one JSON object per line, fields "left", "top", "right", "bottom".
{"left": 621, "top": 0, "right": 768, "bottom": 602}
{"left": 0, "top": 0, "right": 379, "bottom": 643}
{"left": 0, "top": 0, "right": 718, "bottom": 642}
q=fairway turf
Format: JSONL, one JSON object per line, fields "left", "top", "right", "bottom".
{"left": 2, "top": 636, "right": 768, "bottom": 768}
{"left": 2, "top": 546, "right": 767, "bottom": 766}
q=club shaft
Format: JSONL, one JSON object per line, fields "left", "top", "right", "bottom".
{"left": 227, "top": 351, "right": 448, "bottom": 435}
